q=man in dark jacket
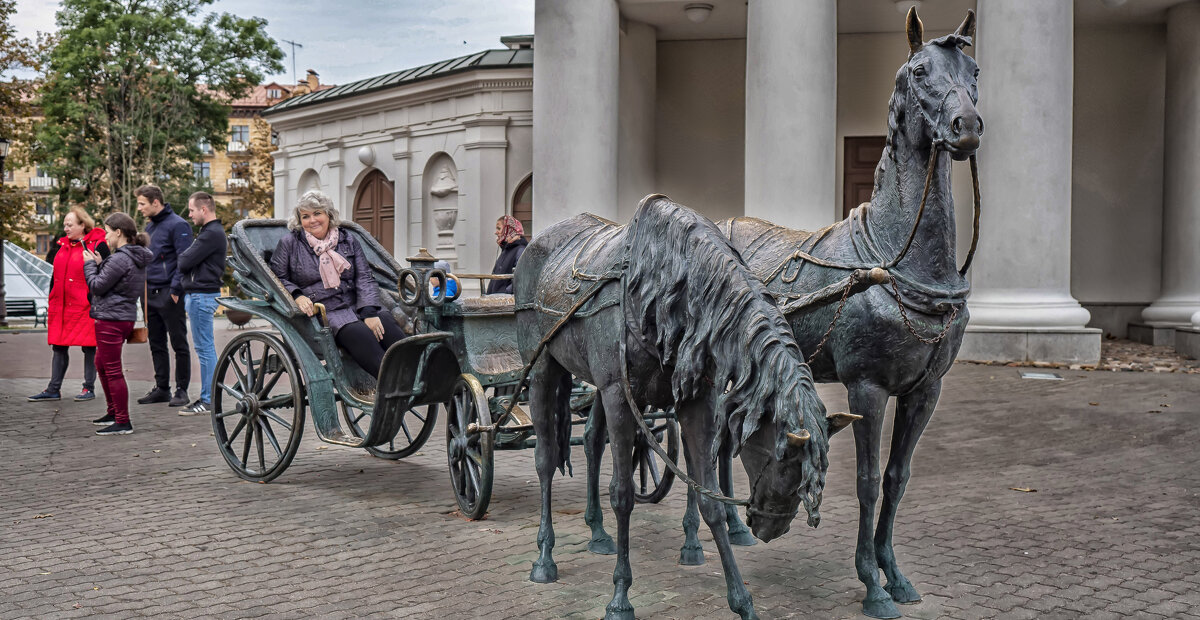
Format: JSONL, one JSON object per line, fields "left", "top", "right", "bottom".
{"left": 177, "top": 191, "right": 226, "bottom": 415}
{"left": 135, "top": 184, "right": 193, "bottom": 407}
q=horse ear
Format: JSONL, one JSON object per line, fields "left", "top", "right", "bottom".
{"left": 825, "top": 412, "right": 861, "bottom": 437}
{"left": 906, "top": 6, "right": 924, "bottom": 57}
{"left": 955, "top": 10, "right": 977, "bottom": 41}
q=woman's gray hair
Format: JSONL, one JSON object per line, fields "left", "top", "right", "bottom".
{"left": 287, "top": 190, "right": 342, "bottom": 231}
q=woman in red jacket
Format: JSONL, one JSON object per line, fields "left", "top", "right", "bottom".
{"left": 27, "top": 206, "right": 110, "bottom": 402}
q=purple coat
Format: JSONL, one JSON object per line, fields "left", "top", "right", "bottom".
{"left": 269, "top": 229, "right": 382, "bottom": 331}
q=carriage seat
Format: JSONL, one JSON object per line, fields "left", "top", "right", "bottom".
{"left": 456, "top": 293, "right": 515, "bottom": 315}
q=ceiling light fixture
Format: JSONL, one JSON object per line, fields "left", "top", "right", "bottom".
{"left": 684, "top": 3, "right": 714, "bottom": 24}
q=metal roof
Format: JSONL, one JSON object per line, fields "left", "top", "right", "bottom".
{"left": 263, "top": 48, "right": 533, "bottom": 115}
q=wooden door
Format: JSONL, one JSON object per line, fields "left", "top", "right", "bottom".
{"left": 843, "top": 136, "right": 886, "bottom": 220}
{"left": 353, "top": 170, "right": 395, "bottom": 254}
{"left": 512, "top": 175, "right": 533, "bottom": 239}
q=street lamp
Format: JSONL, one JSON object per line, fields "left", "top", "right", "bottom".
{"left": 0, "top": 136, "right": 10, "bottom": 327}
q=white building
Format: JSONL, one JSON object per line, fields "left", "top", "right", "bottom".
{"left": 263, "top": 37, "right": 534, "bottom": 287}
{"left": 266, "top": 1, "right": 1200, "bottom": 364}
{"left": 533, "top": 0, "right": 1200, "bottom": 364}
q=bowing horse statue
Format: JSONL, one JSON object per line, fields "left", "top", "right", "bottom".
{"left": 711, "top": 9, "right": 984, "bottom": 619}
{"left": 514, "top": 196, "right": 856, "bottom": 620}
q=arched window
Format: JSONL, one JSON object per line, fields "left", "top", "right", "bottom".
{"left": 512, "top": 175, "right": 532, "bottom": 239}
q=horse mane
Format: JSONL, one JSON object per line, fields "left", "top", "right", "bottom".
{"left": 623, "top": 195, "right": 827, "bottom": 457}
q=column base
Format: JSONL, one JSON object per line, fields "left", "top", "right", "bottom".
{"left": 958, "top": 326, "right": 1101, "bottom": 364}
{"left": 1141, "top": 298, "right": 1200, "bottom": 326}
{"left": 1176, "top": 327, "right": 1200, "bottom": 360}
{"left": 1127, "top": 323, "right": 1177, "bottom": 347}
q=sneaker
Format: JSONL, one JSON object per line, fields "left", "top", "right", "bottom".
{"left": 137, "top": 387, "right": 170, "bottom": 404}
{"left": 96, "top": 422, "right": 133, "bottom": 436}
{"left": 92, "top": 413, "right": 115, "bottom": 426}
{"left": 179, "top": 400, "right": 211, "bottom": 416}
{"left": 75, "top": 389, "right": 96, "bottom": 402}
{"left": 27, "top": 390, "right": 61, "bottom": 402}
{"left": 168, "top": 388, "right": 189, "bottom": 408}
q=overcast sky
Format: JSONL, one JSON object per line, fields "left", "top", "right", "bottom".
{"left": 9, "top": 0, "right": 534, "bottom": 85}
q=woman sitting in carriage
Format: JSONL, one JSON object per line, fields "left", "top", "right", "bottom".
{"left": 270, "top": 190, "right": 406, "bottom": 378}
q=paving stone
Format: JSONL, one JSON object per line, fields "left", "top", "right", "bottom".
{"left": 2, "top": 352, "right": 1199, "bottom": 618}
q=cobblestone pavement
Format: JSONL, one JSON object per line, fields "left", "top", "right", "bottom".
{"left": 2, "top": 328, "right": 1199, "bottom": 618}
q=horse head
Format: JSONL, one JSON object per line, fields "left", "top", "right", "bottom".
{"left": 892, "top": 8, "right": 982, "bottom": 161}
{"left": 736, "top": 377, "right": 860, "bottom": 542}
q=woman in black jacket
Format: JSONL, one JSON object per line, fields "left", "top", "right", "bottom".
{"left": 485, "top": 215, "right": 527, "bottom": 295}
{"left": 82, "top": 212, "right": 153, "bottom": 436}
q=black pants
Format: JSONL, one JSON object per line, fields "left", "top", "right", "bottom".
{"left": 147, "top": 287, "right": 190, "bottom": 392}
{"left": 47, "top": 345, "right": 96, "bottom": 393}
{"left": 334, "top": 311, "right": 406, "bottom": 378}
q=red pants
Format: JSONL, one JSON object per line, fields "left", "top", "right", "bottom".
{"left": 95, "top": 320, "right": 134, "bottom": 424}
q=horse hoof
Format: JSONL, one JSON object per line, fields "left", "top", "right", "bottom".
{"left": 885, "top": 579, "right": 921, "bottom": 604}
{"left": 728, "top": 528, "right": 757, "bottom": 547}
{"left": 588, "top": 536, "right": 617, "bottom": 555}
{"left": 529, "top": 560, "right": 558, "bottom": 584}
{"left": 679, "top": 544, "right": 705, "bottom": 566}
{"left": 604, "top": 603, "right": 634, "bottom": 620}
{"left": 862, "top": 591, "right": 902, "bottom": 619}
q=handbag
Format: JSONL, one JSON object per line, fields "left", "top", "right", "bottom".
{"left": 127, "top": 281, "right": 149, "bottom": 344}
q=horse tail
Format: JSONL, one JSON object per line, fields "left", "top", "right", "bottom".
{"left": 553, "top": 371, "right": 574, "bottom": 476}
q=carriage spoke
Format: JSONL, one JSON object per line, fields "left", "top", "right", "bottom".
{"left": 256, "top": 423, "right": 266, "bottom": 472}
{"left": 260, "top": 394, "right": 295, "bottom": 410}
{"left": 258, "top": 417, "right": 283, "bottom": 458}
{"left": 223, "top": 416, "right": 248, "bottom": 448}
{"left": 230, "top": 355, "right": 251, "bottom": 394}
{"left": 408, "top": 408, "right": 426, "bottom": 424}
{"left": 646, "top": 453, "right": 662, "bottom": 486}
{"left": 240, "top": 423, "right": 253, "bottom": 469}
{"left": 257, "top": 366, "right": 285, "bottom": 398}
{"left": 219, "top": 383, "right": 246, "bottom": 401}
{"left": 243, "top": 344, "right": 258, "bottom": 393}
{"left": 399, "top": 416, "right": 414, "bottom": 443}
{"left": 254, "top": 350, "right": 270, "bottom": 393}
{"left": 260, "top": 409, "right": 293, "bottom": 432}
{"left": 465, "top": 458, "right": 483, "bottom": 497}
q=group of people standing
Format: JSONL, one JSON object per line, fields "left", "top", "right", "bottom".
{"left": 28, "top": 184, "right": 526, "bottom": 437}
{"left": 28, "top": 185, "right": 227, "bottom": 436}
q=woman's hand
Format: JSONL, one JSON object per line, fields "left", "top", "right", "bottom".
{"left": 364, "top": 316, "right": 384, "bottom": 341}
{"left": 296, "top": 295, "right": 315, "bottom": 316}
{"left": 82, "top": 249, "right": 100, "bottom": 263}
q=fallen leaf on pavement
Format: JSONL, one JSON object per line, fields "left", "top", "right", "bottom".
{"left": 1088, "top": 402, "right": 1099, "bottom": 406}
{"left": 1009, "top": 487, "right": 1037, "bottom": 493}
{"left": 33, "top": 513, "right": 53, "bottom": 519}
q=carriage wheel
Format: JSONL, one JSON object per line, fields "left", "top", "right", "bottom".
{"left": 341, "top": 401, "right": 439, "bottom": 460}
{"left": 633, "top": 413, "right": 679, "bottom": 504}
{"left": 211, "top": 332, "right": 306, "bottom": 483}
{"left": 445, "top": 374, "right": 494, "bottom": 519}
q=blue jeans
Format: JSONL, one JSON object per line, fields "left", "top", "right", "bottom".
{"left": 185, "top": 293, "right": 220, "bottom": 403}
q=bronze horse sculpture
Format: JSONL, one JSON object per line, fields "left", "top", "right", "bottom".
{"left": 515, "top": 196, "right": 854, "bottom": 620}
{"left": 676, "top": 9, "right": 981, "bottom": 619}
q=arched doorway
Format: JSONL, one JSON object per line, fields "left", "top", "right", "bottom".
{"left": 512, "top": 175, "right": 532, "bottom": 239}
{"left": 353, "top": 170, "right": 395, "bottom": 254}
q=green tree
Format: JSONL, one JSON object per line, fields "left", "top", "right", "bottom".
{"left": 0, "top": 0, "right": 42, "bottom": 246}
{"left": 33, "top": 0, "right": 284, "bottom": 216}
{"left": 231, "top": 116, "right": 277, "bottom": 219}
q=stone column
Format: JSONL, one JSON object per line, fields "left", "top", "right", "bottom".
{"left": 463, "top": 118, "right": 510, "bottom": 276}
{"left": 323, "top": 139, "right": 345, "bottom": 214}
{"left": 617, "top": 19, "right": 657, "bottom": 224}
{"left": 1143, "top": 1, "right": 1200, "bottom": 327}
{"left": 744, "top": 0, "right": 836, "bottom": 231}
{"left": 271, "top": 150, "right": 289, "bottom": 219}
{"left": 960, "top": 0, "right": 1099, "bottom": 363}
{"left": 533, "top": 0, "right": 619, "bottom": 228}
{"left": 390, "top": 129, "right": 411, "bottom": 260}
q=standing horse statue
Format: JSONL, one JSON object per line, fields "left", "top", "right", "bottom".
{"left": 703, "top": 9, "right": 982, "bottom": 619}
{"left": 514, "top": 196, "right": 856, "bottom": 620}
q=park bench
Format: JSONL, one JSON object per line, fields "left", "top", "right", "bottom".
{"left": 6, "top": 299, "right": 46, "bottom": 327}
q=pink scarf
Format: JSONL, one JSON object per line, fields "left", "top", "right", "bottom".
{"left": 304, "top": 227, "right": 352, "bottom": 289}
